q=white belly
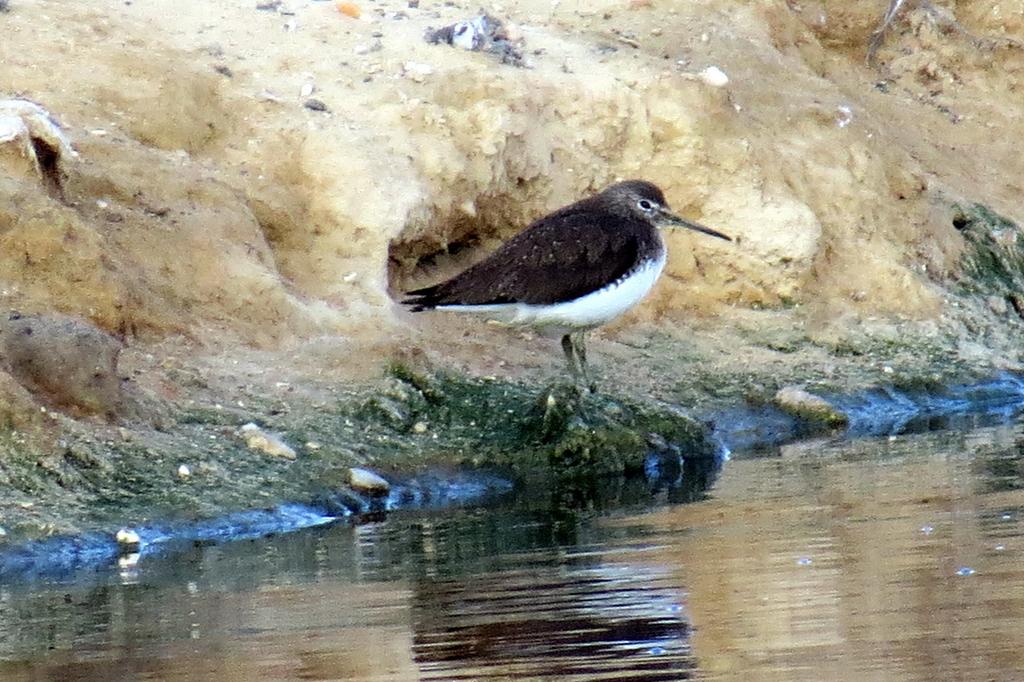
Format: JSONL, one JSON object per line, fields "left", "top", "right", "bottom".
{"left": 438, "top": 253, "right": 667, "bottom": 336}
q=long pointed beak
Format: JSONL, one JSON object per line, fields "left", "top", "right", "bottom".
{"left": 657, "top": 209, "right": 732, "bottom": 241}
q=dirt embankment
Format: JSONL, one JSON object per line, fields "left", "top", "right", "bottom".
{"left": 0, "top": 0, "right": 1022, "bottom": 536}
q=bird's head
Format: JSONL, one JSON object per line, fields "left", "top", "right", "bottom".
{"left": 604, "top": 180, "right": 732, "bottom": 242}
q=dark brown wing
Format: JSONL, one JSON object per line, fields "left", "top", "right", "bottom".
{"left": 403, "top": 206, "right": 656, "bottom": 310}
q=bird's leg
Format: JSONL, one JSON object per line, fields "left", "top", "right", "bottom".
{"left": 561, "top": 333, "right": 581, "bottom": 384}
{"left": 572, "top": 331, "right": 597, "bottom": 393}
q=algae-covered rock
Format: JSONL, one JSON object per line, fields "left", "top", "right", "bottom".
{"left": 358, "top": 367, "right": 717, "bottom": 479}
{"left": 956, "top": 203, "right": 1024, "bottom": 310}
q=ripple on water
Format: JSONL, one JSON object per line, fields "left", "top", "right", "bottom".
{"left": 1, "top": 420, "right": 1024, "bottom": 681}
{"left": 412, "top": 558, "right": 696, "bottom": 681}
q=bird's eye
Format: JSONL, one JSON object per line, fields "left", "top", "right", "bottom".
{"left": 638, "top": 199, "right": 654, "bottom": 211}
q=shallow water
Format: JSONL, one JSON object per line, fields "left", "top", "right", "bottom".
{"left": 2, "top": 419, "right": 1024, "bottom": 681}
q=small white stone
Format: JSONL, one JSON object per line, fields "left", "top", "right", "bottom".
{"left": 177, "top": 464, "right": 192, "bottom": 479}
{"left": 882, "top": 366, "right": 894, "bottom": 374}
{"left": 699, "top": 65, "right": 729, "bottom": 87}
{"left": 96, "top": 199, "right": 109, "bottom": 209}
{"left": 305, "top": 441, "right": 322, "bottom": 451}
{"left": 115, "top": 528, "right": 141, "bottom": 548}
{"left": 402, "top": 61, "right": 433, "bottom": 82}
{"left": 836, "top": 105, "right": 853, "bottom": 128}
{"left": 89, "top": 128, "right": 108, "bottom": 137}
{"left": 300, "top": 82, "right": 315, "bottom": 98}
{"left": 257, "top": 90, "right": 284, "bottom": 103}
{"left": 343, "top": 271, "right": 358, "bottom": 283}
{"left": 412, "top": 421, "right": 428, "bottom": 433}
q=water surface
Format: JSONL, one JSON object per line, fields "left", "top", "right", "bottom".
{"left": 2, "top": 419, "right": 1023, "bottom": 681}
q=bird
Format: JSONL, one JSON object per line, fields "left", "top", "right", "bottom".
{"left": 402, "top": 180, "right": 731, "bottom": 391}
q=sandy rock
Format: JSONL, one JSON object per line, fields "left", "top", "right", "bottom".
{"left": 238, "top": 422, "right": 297, "bottom": 459}
{"left": 774, "top": 386, "right": 848, "bottom": 427}
{"left": 347, "top": 467, "right": 390, "bottom": 496}
{"left": 0, "top": 313, "right": 124, "bottom": 417}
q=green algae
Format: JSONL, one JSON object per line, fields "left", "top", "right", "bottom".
{"left": 956, "top": 202, "right": 1024, "bottom": 300}
{"left": 0, "top": 360, "right": 722, "bottom": 540}
{"left": 352, "top": 364, "right": 716, "bottom": 478}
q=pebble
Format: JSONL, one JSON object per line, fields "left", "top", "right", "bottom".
{"left": 403, "top": 61, "right": 433, "bottom": 82}
{"left": 115, "top": 528, "right": 141, "bottom": 549}
{"left": 257, "top": 90, "right": 284, "bottom": 103}
{"left": 336, "top": 1, "right": 360, "bottom": 18}
{"left": 955, "top": 566, "right": 976, "bottom": 577}
{"left": 238, "top": 422, "right": 297, "bottom": 460}
{"left": 836, "top": 105, "right": 853, "bottom": 128}
{"left": 347, "top": 467, "right": 390, "bottom": 496}
{"left": 354, "top": 40, "right": 382, "bottom": 55}
{"left": 699, "top": 65, "right": 729, "bottom": 87}
{"left": 177, "top": 463, "right": 192, "bottom": 480}
{"left": 774, "top": 386, "right": 846, "bottom": 425}
{"left": 988, "top": 296, "right": 1009, "bottom": 315}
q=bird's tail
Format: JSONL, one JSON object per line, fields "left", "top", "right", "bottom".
{"left": 401, "top": 284, "right": 441, "bottom": 312}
